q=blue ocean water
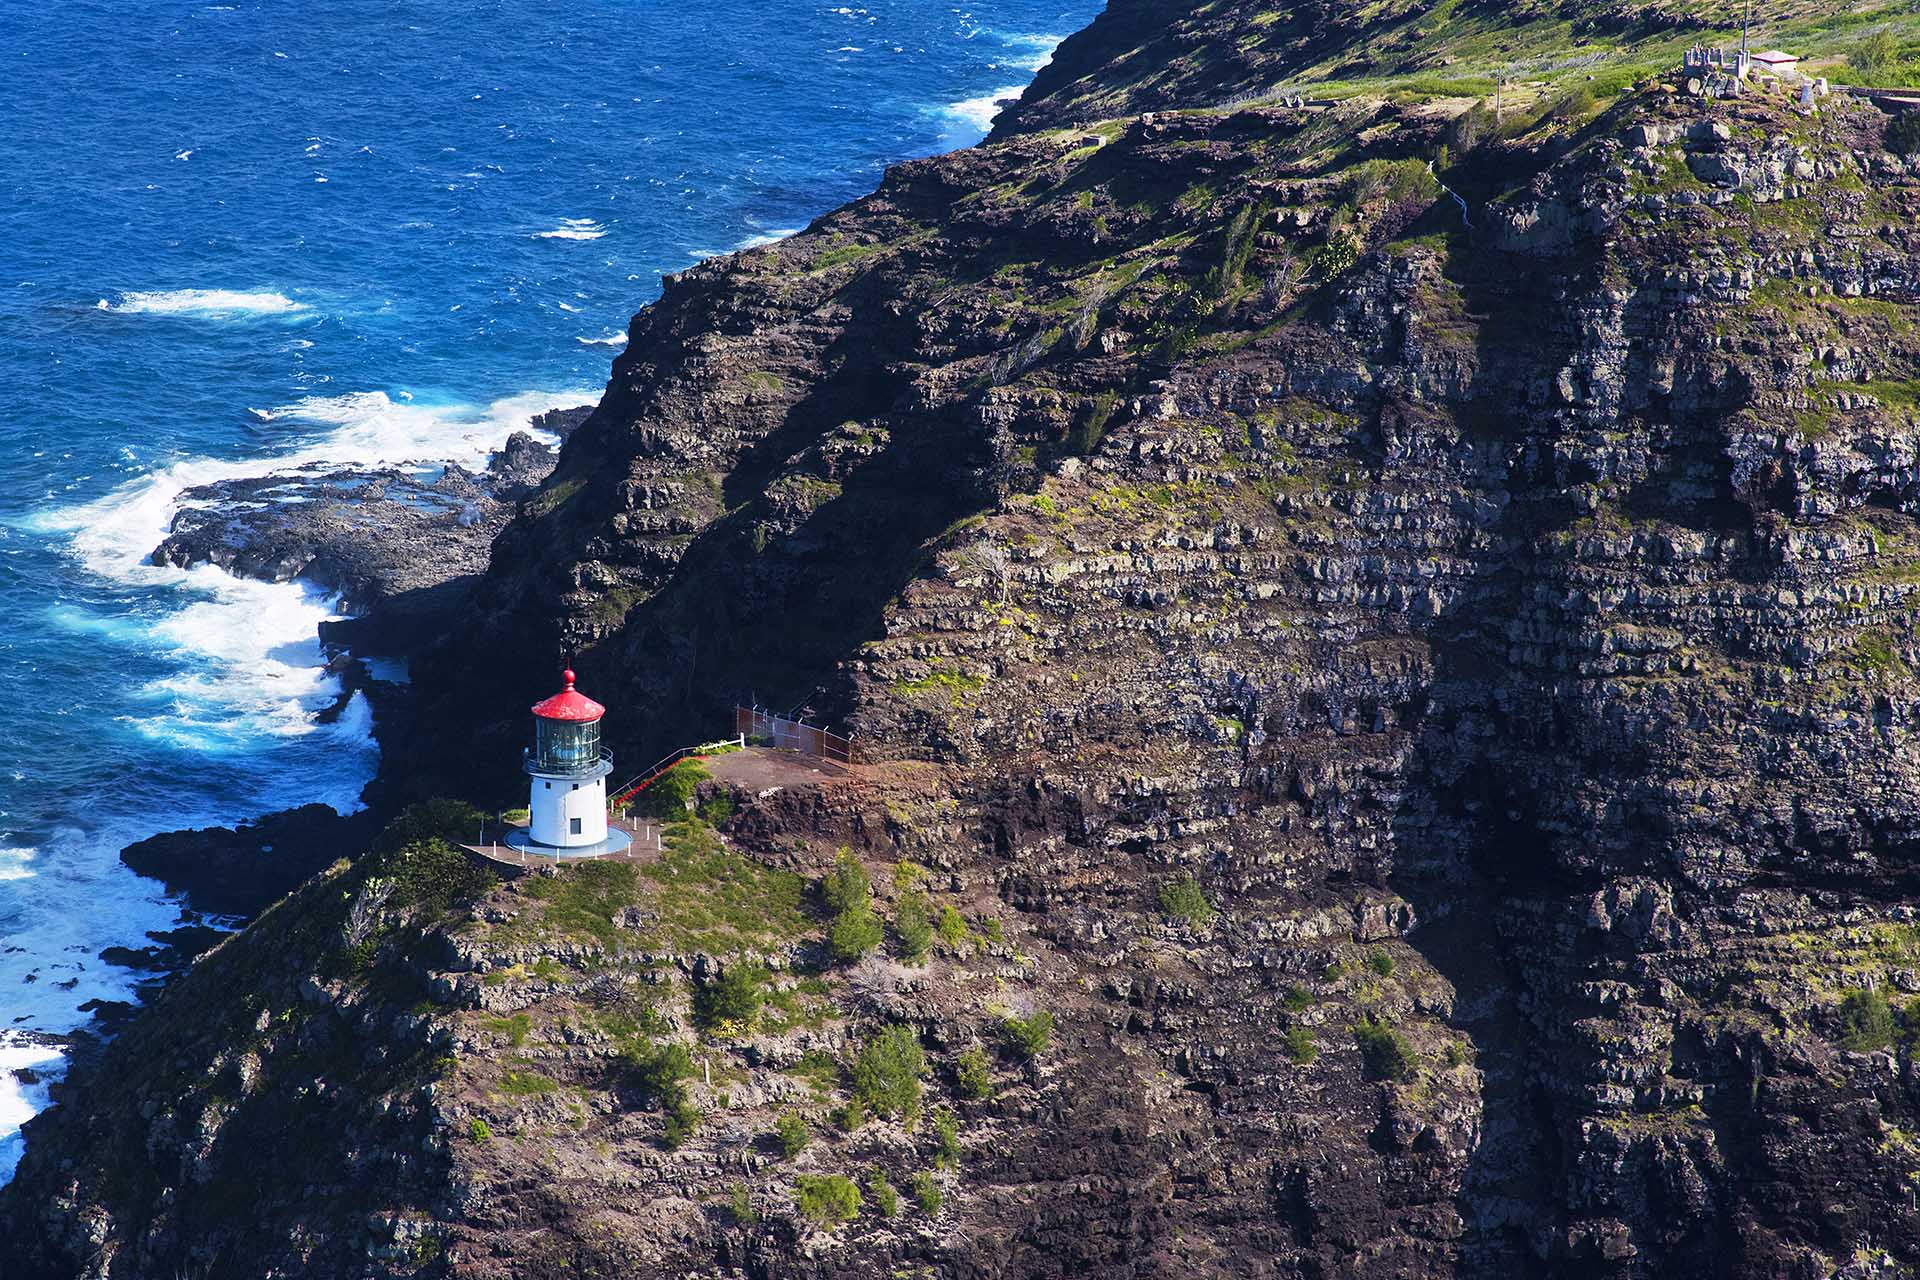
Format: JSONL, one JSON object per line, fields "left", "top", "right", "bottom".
{"left": 0, "top": 0, "right": 1096, "bottom": 1180}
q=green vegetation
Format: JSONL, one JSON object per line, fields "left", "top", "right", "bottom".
{"left": 1285, "top": 1028, "right": 1317, "bottom": 1065}
{"left": 373, "top": 800, "right": 495, "bottom": 917}
{"left": 498, "top": 1069, "right": 559, "bottom": 1098}
{"left": 955, "top": 1044, "right": 994, "bottom": 1099}
{"left": 468, "top": 1116, "right": 493, "bottom": 1142}
{"left": 622, "top": 1039, "right": 701, "bottom": 1148}
{"left": 694, "top": 963, "right": 766, "bottom": 1033}
{"left": 1353, "top": 1018, "right": 1415, "bottom": 1082}
{"left": 911, "top": 1171, "right": 943, "bottom": 1216}
{"left": 1158, "top": 874, "right": 1216, "bottom": 928}
{"left": 775, "top": 1111, "right": 811, "bottom": 1158}
{"left": 524, "top": 860, "right": 639, "bottom": 949}
{"left": 639, "top": 759, "right": 710, "bottom": 819}
{"left": 1281, "top": 986, "right": 1314, "bottom": 1013}
{"left": 851, "top": 1024, "right": 927, "bottom": 1123}
{"left": 937, "top": 904, "right": 969, "bottom": 949}
{"left": 1839, "top": 986, "right": 1897, "bottom": 1052}
{"left": 729, "top": 1183, "right": 757, "bottom": 1225}
{"left": 866, "top": 1169, "right": 899, "bottom": 1217}
{"left": 1367, "top": 949, "right": 1396, "bottom": 978}
{"left": 932, "top": 1105, "right": 961, "bottom": 1169}
{"left": 794, "top": 1174, "right": 863, "bottom": 1226}
{"left": 644, "top": 821, "right": 808, "bottom": 953}
{"left": 1069, "top": 392, "right": 1121, "bottom": 455}
{"left": 481, "top": 1013, "right": 533, "bottom": 1048}
{"left": 894, "top": 889, "right": 934, "bottom": 963}
{"left": 1002, "top": 1009, "right": 1055, "bottom": 1059}
{"left": 823, "top": 849, "right": 885, "bottom": 963}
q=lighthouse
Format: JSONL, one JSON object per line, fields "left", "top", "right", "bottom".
{"left": 508, "top": 669, "right": 631, "bottom": 857}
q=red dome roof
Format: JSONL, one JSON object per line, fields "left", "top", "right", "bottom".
{"left": 530, "top": 669, "right": 605, "bottom": 722}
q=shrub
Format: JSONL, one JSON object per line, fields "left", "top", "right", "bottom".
{"left": 697, "top": 790, "right": 735, "bottom": 826}
{"left": 775, "top": 1111, "right": 810, "bottom": 1158}
{"left": 468, "top": 1116, "right": 493, "bottom": 1142}
{"left": 892, "top": 860, "right": 927, "bottom": 891}
{"left": 866, "top": 1169, "right": 899, "bottom": 1217}
{"left": 625, "top": 1039, "right": 694, "bottom": 1109}
{"left": 823, "top": 850, "right": 885, "bottom": 963}
{"left": 894, "top": 891, "right": 934, "bottom": 962}
{"left": 980, "top": 917, "right": 1005, "bottom": 945}
{"left": 851, "top": 1025, "right": 927, "bottom": 1122}
{"left": 642, "top": 759, "right": 710, "bottom": 818}
{"left": 932, "top": 1105, "right": 961, "bottom": 1169}
{"left": 1854, "top": 29, "right": 1902, "bottom": 79}
{"left": 1367, "top": 949, "right": 1395, "bottom": 977}
{"left": 1158, "top": 874, "right": 1215, "bottom": 928}
{"left": 937, "top": 904, "right": 968, "bottom": 948}
{"left": 383, "top": 837, "right": 496, "bottom": 916}
{"left": 1443, "top": 1040, "right": 1470, "bottom": 1068}
{"left": 1353, "top": 1018, "right": 1415, "bottom": 1081}
{"left": 1003, "top": 1010, "right": 1055, "bottom": 1059}
{"left": 829, "top": 905, "right": 885, "bottom": 963}
{"left": 695, "top": 964, "right": 766, "bottom": 1031}
{"left": 822, "top": 850, "right": 873, "bottom": 916}
{"left": 955, "top": 1044, "right": 994, "bottom": 1099}
{"left": 835, "top": 1097, "right": 867, "bottom": 1132}
{"left": 729, "top": 1182, "right": 757, "bottom": 1225}
{"left": 1281, "top": 986, "right": 1314, "bottom": 1013}
{"left": 911, "top": 1171, "right": 943, "bottom": 1216}
{"left": 374, "top": 798, "right": 486, "bottom": 856}
{"left": 1839, "top": 987, "right": 1897, "bottom": 1052}
{"left": 794, "top": 1174, "right": 862, "bottom": 1227}
{"left": 663, "top": 1098, "right": 701, "bottom": 1149}
{"left": 1285, "top": 1028, "right": 1317, "bottom": 1065}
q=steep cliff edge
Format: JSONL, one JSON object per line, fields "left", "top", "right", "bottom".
{"left": 11, "top": 1, "right": 1920, "bottom": 1276}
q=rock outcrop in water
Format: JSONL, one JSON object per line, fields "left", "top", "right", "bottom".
{"left": 10, "top": 1, "right": 1920, "bottom": 1276}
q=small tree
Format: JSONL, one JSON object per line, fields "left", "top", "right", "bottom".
{"left": 823, "top": 850, "right": 872, "bottom": 915}
{"left": 1158, "top": 874, "right": 1215, "bottom": 928}
{"left": 964, "top": 540, "right": 1014, "bottom": 605}
{"left": 1285, "top": 1028, "right": 1317, "bottom": 1065}
{"left": 775, "top": 1112, "right": 811, "bottom": 1159}
{"left": 851, "top": 1025, "right": 927, "bottom": 1122}
{"left": 695, "top": 963, "right": 766, "bottom": 1032}
{"left": 895, "top": 891, "right": 934, "bottom": 963}
{"left": 830, "top": 905, "right": 884, "bottom": 963}
{"left": 955, "top": 1044, "right": 994, "bottom": 1099}
{"left": 1839, "top": 987, "right": 1897, "bottom": 1052}
{"left": 1854, "top": 29, "right": 1902, "bottom": 79}
{"left": 866, "top": 1169, "right": 899, "bottom": 1217}
{"left": 911, "top": 1171, "right": 943, "bottom": 1217}
{"left": 1003, "top": 1010, "right": 1055, "bottom": 1060}
{"left": 932, "top": 1106, "right": 961, "bottom": 1169}
{"left": 794, "top": 1174, "right": 862, "bottom": 1227}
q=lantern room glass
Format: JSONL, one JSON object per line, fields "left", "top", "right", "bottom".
{"left": 533, "top": 716, "right": 601, "bottom": 774}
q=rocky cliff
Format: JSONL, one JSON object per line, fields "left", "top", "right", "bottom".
{"left": 10, "top": 1, "right": 1920, "bottom": 1276}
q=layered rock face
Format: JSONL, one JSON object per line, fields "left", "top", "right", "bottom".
{"left": 10, "top": 0, "right": 1920, "bottom": 1276}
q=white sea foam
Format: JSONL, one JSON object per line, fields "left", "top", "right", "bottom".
{"left": 577, "top": 332, "right": 628, "bottom": 347}
{"left": 95, "top": 289, "right": 306, "bottom": 317}
{"left": 35, "top": 388, "right": 592, "bottom": 759}
{"left": 535, "top": 217, "right": 608, "bottom": 241}
{"left": 945, "top": 87, "right": 1026, "bottom": 134}
{"left": 0, "top": 1037, "right": 66, "bottom": 1183}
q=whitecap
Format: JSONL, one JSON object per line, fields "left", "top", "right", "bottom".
{"left": 535, "top": 217, "right": 608, "bottom": 241}
{"left": 96, "top": 289, "right": 306, "bottom": 318}
{"left": 174, "top": 149, "right": 193, "bottom": 161}
{"left": 576, "top": 332, "right": 628, "bottom": 347}
{"left": 944, "top": 86, "right": 1026, "bottom": 134}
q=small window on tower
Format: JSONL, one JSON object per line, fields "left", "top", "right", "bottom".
{"left": 570, "top": 817, "right": 583, "bottom": 835}
{"left": 544, "top": 782, "right": 551, "bottom": 790}
{"left": 571, "top": 783, "right": 579, "bottom": 791}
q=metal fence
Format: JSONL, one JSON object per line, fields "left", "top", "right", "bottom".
{"left": 735, "top": 705, "right": 857, "bottom": 765}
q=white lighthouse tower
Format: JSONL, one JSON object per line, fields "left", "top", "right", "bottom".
{"left": 507, "top": 669, "right": 631, "bottom": 858}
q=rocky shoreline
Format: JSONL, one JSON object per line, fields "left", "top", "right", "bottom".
{"left": 99, "top": 405, "right": 595, "bottom": 941}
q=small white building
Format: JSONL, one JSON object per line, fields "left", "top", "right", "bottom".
{"left": 507, "top": 668, "right": 631, "bottom": 858}
{"left": 1751, "top": 50, "right": 1802, "bottom": 78}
